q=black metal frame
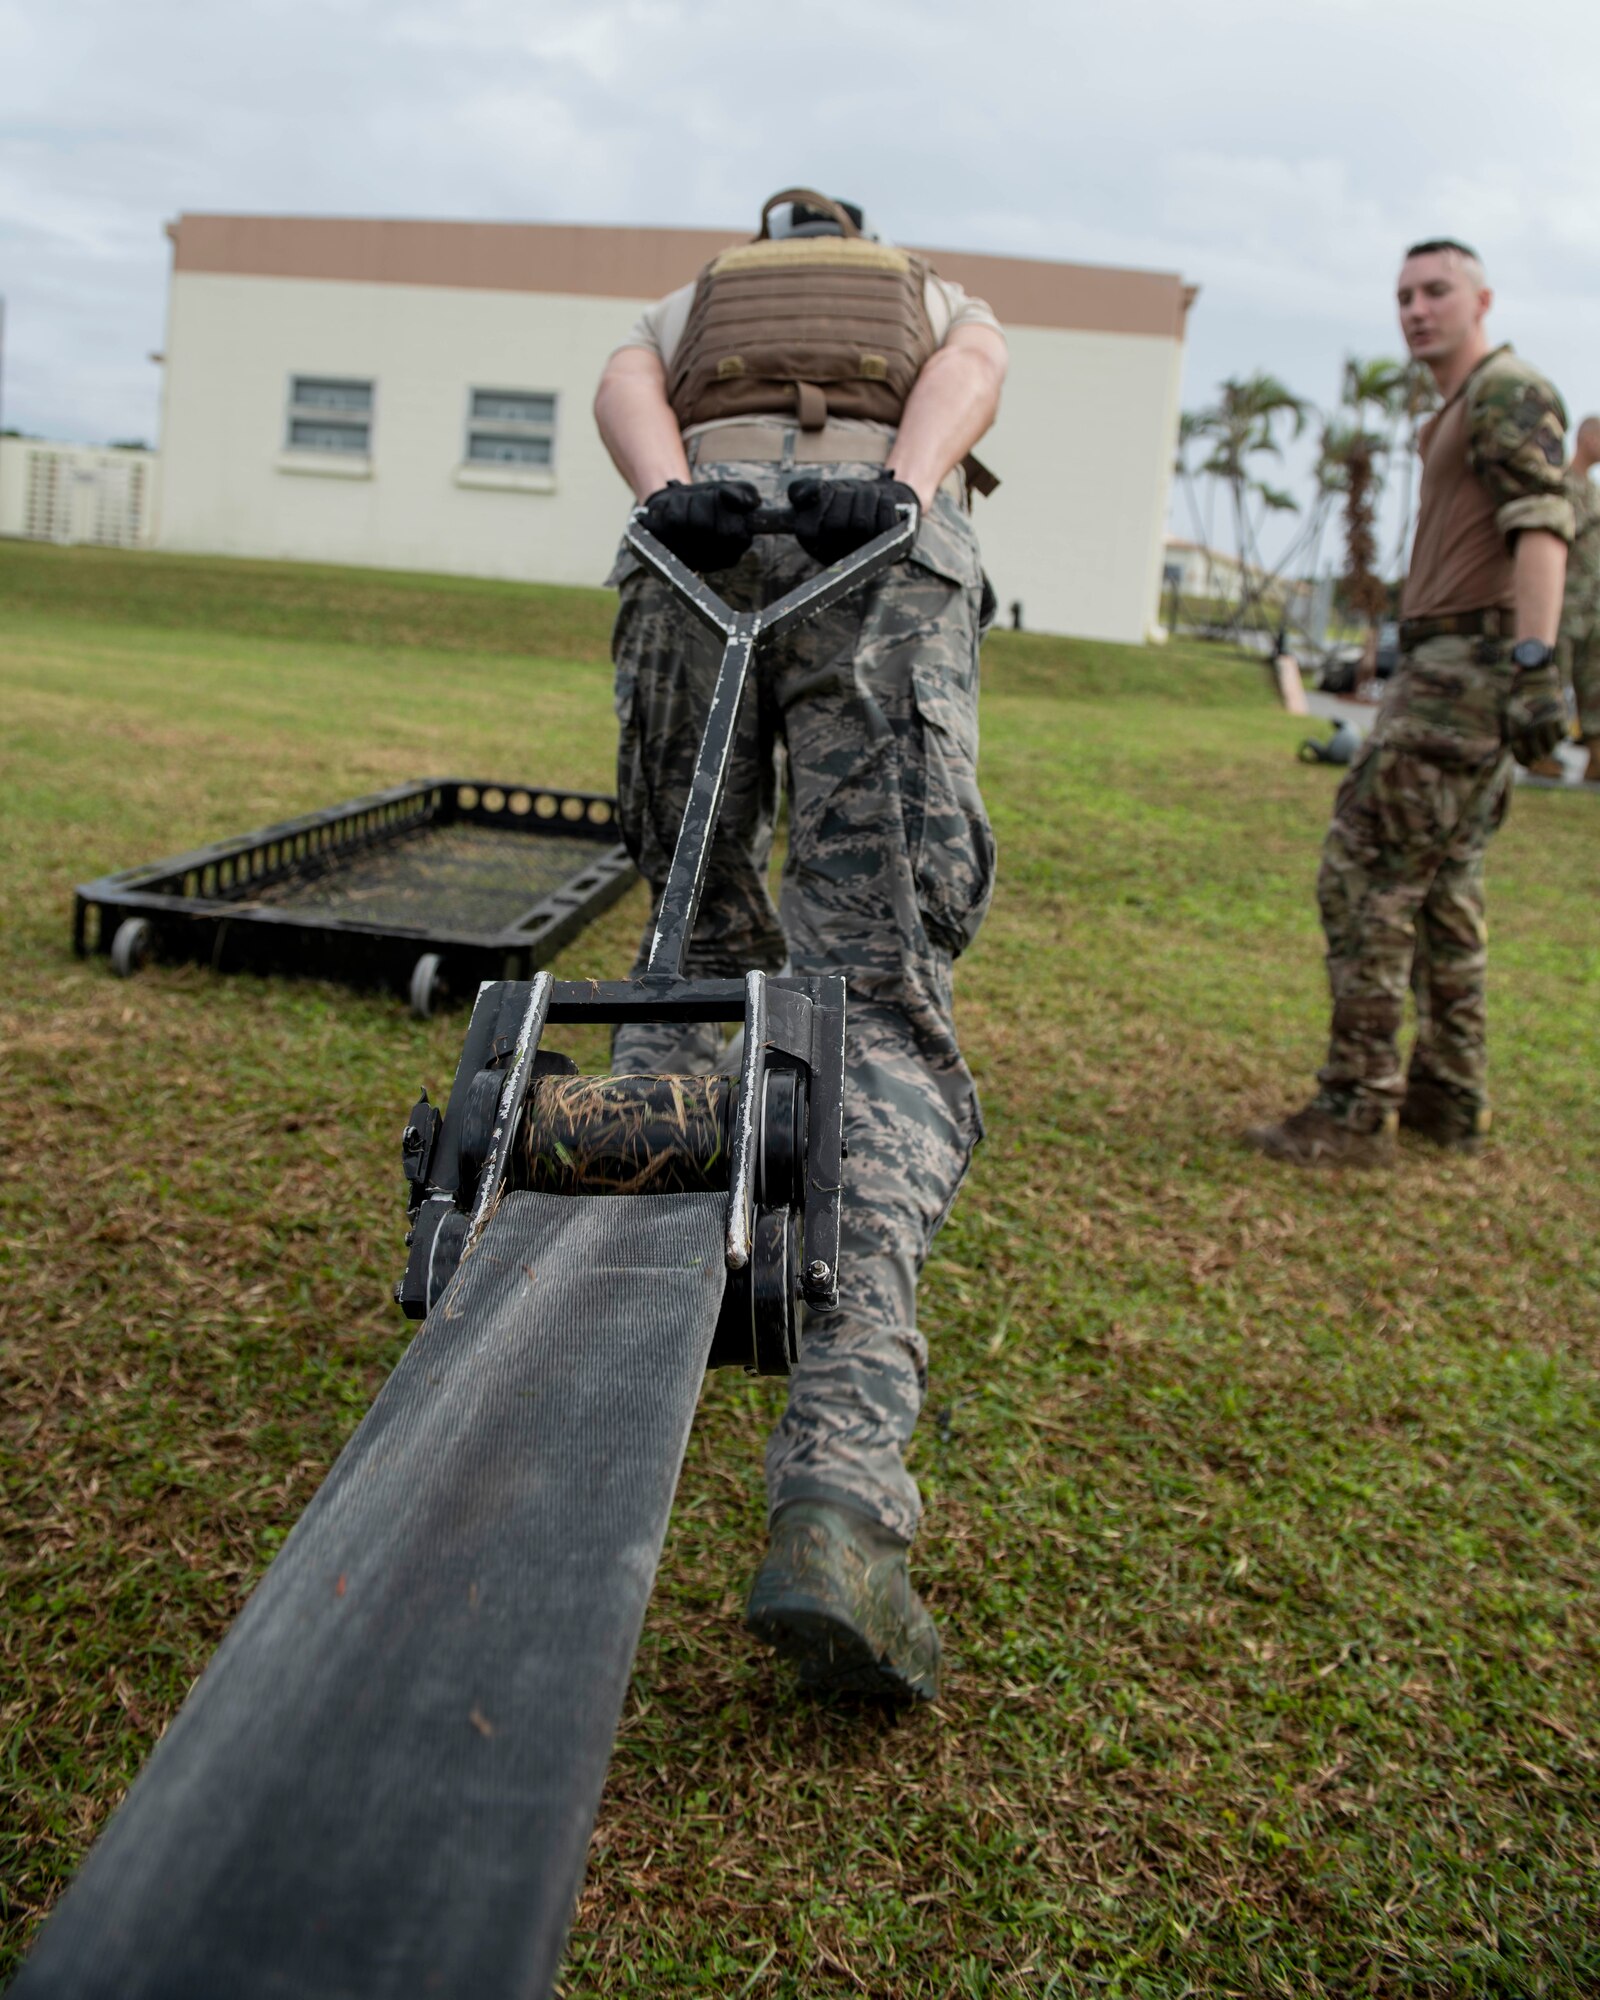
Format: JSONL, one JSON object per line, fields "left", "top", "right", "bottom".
{"left": 398, "top": 502, "right": 918, "bottom": 1374}
{"left": 72, "top": 778, "right": 637, "bottom": 1003}
{"left": 396, "top": 967, "right": 846, "bottom": 1372}
{"left": 634, "top": 501, "right": 917, "bottom": 974}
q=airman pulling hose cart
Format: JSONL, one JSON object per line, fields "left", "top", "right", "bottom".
{"left": 13, "top": 500, "right": 917, "bottom": 2000}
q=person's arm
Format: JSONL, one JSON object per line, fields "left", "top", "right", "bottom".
{"left": 886, "top": 323, "right": 1008, "bottom": 510}
{"left": 1467, "top": 360, "right": 1573, "bottom": 646}
{"left": 594, "top": 347, "right": 690, "bottom": 500}
{"left": 1512, "top": 529, "right": 1567, "bottom": 645}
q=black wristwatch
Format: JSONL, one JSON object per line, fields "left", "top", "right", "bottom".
{"left": 1510, "top": 640, "right": 1555, "bottom": 671}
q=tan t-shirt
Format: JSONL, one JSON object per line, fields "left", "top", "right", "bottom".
{"left": 1402, "top": 345, "right": 1573, "bottom": 621}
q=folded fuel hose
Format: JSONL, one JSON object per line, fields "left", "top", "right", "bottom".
{"left": 13, "top": 1191, "right": 726, "bottom": 2000}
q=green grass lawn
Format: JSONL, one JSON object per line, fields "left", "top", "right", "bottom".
{"left": 3, "top": 542, "right": 1599, "bottom": 1998}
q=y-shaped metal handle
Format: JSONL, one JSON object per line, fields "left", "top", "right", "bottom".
{"left": 625, "top": 502, "right": 918, "bottom": 979}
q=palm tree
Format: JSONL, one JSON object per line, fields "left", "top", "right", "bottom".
{"left": 1194, "top": 371, "right": 1311, "bottom": 632}
{"left": 1388, "top": 363, "right": 1439, "bottom": 579}
{"left": 1337, "top": 356, "right": 1441, "bottom": 615}
{"left": 1292, "top": 420, "right": 1352, "bottom": 636}
{"left": 1173, "top": 410, "right": 1219, "bottom": 602}
{"left": 1340, "top": 359, "right": 1408, "bottom": 629}
{"left": 1343, "top": 357, "right": 1408, "bottom": 441}
{"left": 1321, "top": 409, "right": 1390, "bottom": 670}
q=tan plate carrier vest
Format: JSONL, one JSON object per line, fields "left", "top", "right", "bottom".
{"left": 667, "top": 190, "right": 999, "bottom": 498}
{"left": 668, "top": 187, "right": 938, "bottom": 436}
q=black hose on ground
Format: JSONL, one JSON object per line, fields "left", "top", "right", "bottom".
{"left": 14, "top": 1192, "right": 728, "bottom": 2000}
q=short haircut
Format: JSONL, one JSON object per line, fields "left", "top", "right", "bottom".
{"left": 1402, "top": 237, "right": 1488, "bottom": 286}
{"left": 1578, "top": 415, "right": 1600, "bottom": 445}
{"left": 1405, "top": 236, "right": 1481, "bottom": 263}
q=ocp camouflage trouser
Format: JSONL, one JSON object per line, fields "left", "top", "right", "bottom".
{"left": 1560, "top": 625, "right": 1600, "bottom": 739}
{"left": 607, "top": 453, "right": 995, "bottom": 1543}
{"left": 1316, "top": 636, "right": 1513, "bottom": 1118}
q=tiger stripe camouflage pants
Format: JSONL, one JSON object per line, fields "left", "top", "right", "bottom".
{"left": 1315, "top": 639, "right": 1513, "bottom": 1119}
{"left": 607, "top": 457, "right": 995, "bottom": 1543}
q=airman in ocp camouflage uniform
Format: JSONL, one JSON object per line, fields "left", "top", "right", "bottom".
{"left": 1558, "top": 418, "right": 1600, "bottom": 782}
{"left": 1251, "top": 240, "right": 1573, "bottom": 1168}
{"left": 593, "top": 189, "right": 1008, "bottom": 1700}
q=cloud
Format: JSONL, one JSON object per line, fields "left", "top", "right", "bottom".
{"left": 2, "top": 0, "right": 1597, "bottom": 533}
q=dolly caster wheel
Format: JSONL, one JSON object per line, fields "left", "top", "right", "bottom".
{"left": 110, "top": 918, "right": 152, "bottom": 978}
{"left": 409, "top": 952, "right": 443, "bottom": 1020}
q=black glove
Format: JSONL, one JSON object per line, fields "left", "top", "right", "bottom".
{"left": 638, "top": 479, "right": 761, "bottom": 572}
{"left": 786, "top": 470, "right": 919, "bottom": 567}
{"left": 1505, "top": 648, "right": 1568, "bottom": 768}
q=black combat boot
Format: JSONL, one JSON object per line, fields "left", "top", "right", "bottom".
{"left": 1245, "top": 1093, "right": 1398, "bottom": 1168}
{"left": 1400, "top": 1075, "right": 1487, "bottom": 1154}
{"left": 745, "top": 1499, "right": 940, "bottom": 1703}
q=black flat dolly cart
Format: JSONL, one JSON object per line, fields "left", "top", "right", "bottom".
{"left": 73, "top": 777, "right": 638, "bottom": 1016}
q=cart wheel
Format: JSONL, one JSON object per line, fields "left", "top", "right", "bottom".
{"left": 110, "top": 918, "right": 152, "bottom": 979}
{"left": 409, "top": 953, "right": 443, "bottom": 1020}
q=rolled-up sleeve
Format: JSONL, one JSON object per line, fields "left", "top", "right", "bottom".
{"left": 1468, "top": 366, "right": 1576, "bottom": 545}
{"left": 611, "top": 304, "right": 664, "bottom": 360}
{"left": 923, "top": 274, "right": 1005, "bottom": 350}
{"left": 606, "top": 282, "right": 696, "bottom": 369}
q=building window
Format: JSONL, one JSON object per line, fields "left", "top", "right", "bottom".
{"left": 465, "top": 389, "right": 556, "bottom": 468}
{"left": 286, "top": 376, "right": 373, "bottom": 455}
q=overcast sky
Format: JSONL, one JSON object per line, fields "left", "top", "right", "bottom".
{"left": 4, "top": 0, "right": 1598, "bottom": 564}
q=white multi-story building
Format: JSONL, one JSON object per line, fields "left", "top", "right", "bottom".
{"left": 153, "top": 213, "right": 1195, "bottom": 643}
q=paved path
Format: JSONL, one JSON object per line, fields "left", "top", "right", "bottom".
{"left": 1304, "top": 690, "right": 1377, "bottom": 732}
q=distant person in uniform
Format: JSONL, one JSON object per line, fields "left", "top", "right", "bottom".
{"left": 1249, "top": 239, "right": 1572, "bottom": 1166}
{"left": 1557, "top": 416, "right": 1600, "bottom": 783}
{"left": 593, "top": 190, "right": 1007, "bottom": 1700}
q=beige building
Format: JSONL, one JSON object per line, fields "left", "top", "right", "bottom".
{"left": 154, "top": 214, "right": 1194, "bottom": 643}
{"left": 1162, "top": 538, "right": 1315, "bottom": 626}
{"left": 0, "top": 436, "right": 157, "bottom": 546}
{"left": 1163, "top": 539, "right": 1252, "bottom": 601}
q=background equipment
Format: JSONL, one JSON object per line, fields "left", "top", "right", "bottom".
{"left": 1298, "top": 718, "right": 1361, "bottom": 765}
{"left": 16, "top": 499, "right": 917, "bottom": 1999}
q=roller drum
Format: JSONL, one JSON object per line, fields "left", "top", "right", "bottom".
{"left": 514, "top": 1074, "right": 736, "bottom": 1196}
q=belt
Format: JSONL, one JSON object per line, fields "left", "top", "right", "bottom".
{"left": 1399, "top": 608, "right": 1507, "bottom": 649}
{"left": 688, "top": 421, "right": 966, "bottom": 503}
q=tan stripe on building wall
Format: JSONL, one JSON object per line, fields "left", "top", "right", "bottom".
{"left": 167, "top": 214, "right": 1193, "bottom": 339}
